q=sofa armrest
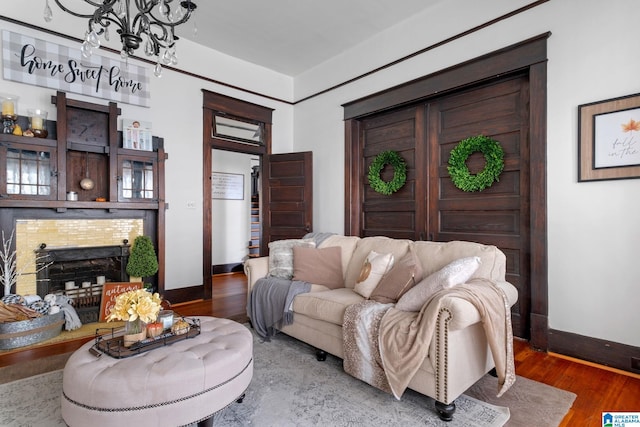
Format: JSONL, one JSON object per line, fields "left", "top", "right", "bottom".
{"left": 244, "top": 256, "right": 269, "bottom": 292}
{"left": 426, "top": 280, "right": 518, "bottom": 331}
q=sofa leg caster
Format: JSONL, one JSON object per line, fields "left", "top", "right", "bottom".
{"left": 435, "top": 400, "right": 456, "bottom": 421}
{"left": 316, "top": 349, "right": 327, "bottom": 361}
{"left": 236, "top": 393, "right": 246, "bottom": 403}
{"left": 488, "top": 367, "right": 498, "bottom": 377}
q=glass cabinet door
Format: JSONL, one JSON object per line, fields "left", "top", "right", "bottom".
{"left": 2, "top": 143, "right": 57, "bottom": 199}
{"left": 118, "top": 156, "right": 157, "bottom": 201}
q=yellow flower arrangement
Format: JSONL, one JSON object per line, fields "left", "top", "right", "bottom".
{"left": 106, "top": 289, "right": 162, "bottom": 324}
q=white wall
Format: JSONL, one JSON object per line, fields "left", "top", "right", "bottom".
{"left": 292, "top": 0, "right": 640, "bottom": 348}
{"left": 0, "top": 3, "right": 294, "bottom": 291}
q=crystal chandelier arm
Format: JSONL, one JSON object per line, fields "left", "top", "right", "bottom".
{"left": 52, "top": 0, "right": 113, "bottom": 18}
{"left": 143, "top": 0, "right": 196, "bottom": 27}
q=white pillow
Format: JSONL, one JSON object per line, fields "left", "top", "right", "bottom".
{"left": 268, "top": 239, "right": 315, "bottom": 279}
{"left": 353, "top": 250, "right": 394, "bottom": 298}
{"left": 395, "top": 256, "right": 481, "bottom": 312}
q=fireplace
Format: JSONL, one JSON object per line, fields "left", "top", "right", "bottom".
{"left": 36, "top": 244, "right": 131, "bottom": 323}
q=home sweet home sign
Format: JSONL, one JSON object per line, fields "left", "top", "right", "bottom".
{"left": 2, "top": 30, "right": 150, "bottom": 107}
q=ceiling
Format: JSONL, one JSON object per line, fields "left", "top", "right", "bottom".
{"left": 175, "top": 0, "right": 440, "bottom": 76}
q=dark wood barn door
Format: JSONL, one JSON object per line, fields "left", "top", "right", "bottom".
{"left": 360, "top": 106, "right": 424, "bottom": 240}
{"left": 427, "top": 75, "right": 530, "bottom": 338}
{"left": 356, "top": 74, "right": 530, "bottom": 338}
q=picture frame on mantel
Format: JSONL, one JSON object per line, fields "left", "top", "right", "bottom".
{"left": 579, "top": 93, "right": 640, "bottom": 182}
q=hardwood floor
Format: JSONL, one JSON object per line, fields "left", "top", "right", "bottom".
{"left": 2, "top": 272, "right": 639, "bottom": 426}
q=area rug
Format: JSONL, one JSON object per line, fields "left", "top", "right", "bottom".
{"left": 0, "top": 329, "right": 575, "bottom": 427}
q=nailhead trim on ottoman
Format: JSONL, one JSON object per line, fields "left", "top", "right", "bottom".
{"left": 61, "top": 317, "right": 253, "bottom": 427}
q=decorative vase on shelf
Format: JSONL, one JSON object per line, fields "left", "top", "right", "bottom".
{"left": 123, "top": 318, "right": 146, "bottom": 347}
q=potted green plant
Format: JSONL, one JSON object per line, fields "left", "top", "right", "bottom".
{"left": 126, "top": 235, "right": 159, "bottom": 291}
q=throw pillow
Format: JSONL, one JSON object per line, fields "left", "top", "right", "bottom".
{"left": 395, "top": 256, "right": 481, "bottom": 312}
{"left": 353, "top": 251, "right": 394, "bottom": 298}
{"left": 292, "top": 246, "right": 343, "bottom": 289}
{"left": 268, "top": 239, "right": 315, "bottom": 279}
{"left": 369, "top": 247, "right": 423, "bottom": 304}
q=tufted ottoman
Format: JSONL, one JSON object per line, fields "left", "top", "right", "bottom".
{"left": 61, "top": 317, "right": 253, "bottom": 427}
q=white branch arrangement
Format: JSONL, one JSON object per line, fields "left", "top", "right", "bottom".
{"left": 0, "top": 229, "right": 52, "bottom": 297}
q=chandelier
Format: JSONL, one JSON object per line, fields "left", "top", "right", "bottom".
{"left": 44, "top": 0, "right": 198, "bottom": 77}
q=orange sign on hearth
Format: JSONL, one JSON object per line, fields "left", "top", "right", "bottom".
{"left": 99, "top": 282, "right": 143, "bottom": 322}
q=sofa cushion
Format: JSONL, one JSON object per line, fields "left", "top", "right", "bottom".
{"left": 395, "top": 256, "right": 481, "bottom": 312}
{"left": 292, "top": 246, "right": 343, "bottom": 289}
{"left": 292, "top": 288, "right": 365, "bottom": 326}
{"left": 413, "top": 240, "right": 505, "bottom": 281}
{"left": 354, "top": 250, "right": 395, "bottom": 298}
{"left": 318, "top": 235, "right": 360, "bottom": 281}
{"left": 344, "top": 237, "right": 412, "bottom": 289}
{"left": 268, "top": 239, "right": 315, "bottom": 279}
{"left": 370, "top": 247, "right": 423, "bottom": 304}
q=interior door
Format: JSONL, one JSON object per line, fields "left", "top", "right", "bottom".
{"left": 261, "top": 151, "right": 313, "bottom": 253}
{"left": 427, "top": 75, "right": 530, "bottom": 338}
{"left": 360, "top": 106, "right": 425, "bottom": 240}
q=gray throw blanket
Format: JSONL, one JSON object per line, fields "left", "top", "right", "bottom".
{"left": 248, "top": 277, "right": 311, "bottom": 340}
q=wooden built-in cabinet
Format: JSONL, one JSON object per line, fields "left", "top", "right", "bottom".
{"left": 0, "top": 91, "right": 166, "bottom": 209}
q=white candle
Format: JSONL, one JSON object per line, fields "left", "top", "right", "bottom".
{"left": 31, "top": 116, "right": 43, "bottom": 130}
{"left": 2, "top": 100, "right": 14, "bottom": 116}
{"left": 65, "top": 281, "right": 76, "bottom": 290}
{"left": 82, "top": 281, "right": 91, "bottom": 288}
{"left": 97, "top": 276, "right": 106, "bottom": 285}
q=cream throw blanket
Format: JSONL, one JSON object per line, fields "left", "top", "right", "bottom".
{"left": 379, "top": 278, "right": 516, "bottom": 399}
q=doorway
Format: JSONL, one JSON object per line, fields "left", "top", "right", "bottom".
{"left": 202, "top": 91, "right": 273, "bottom": 300}
{"left": 211, "top": 149, "right": 260, "bottom": 275}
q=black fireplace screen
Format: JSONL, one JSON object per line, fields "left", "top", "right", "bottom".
{"left": 35, "top": 244, "right": 130, "bottom": 323}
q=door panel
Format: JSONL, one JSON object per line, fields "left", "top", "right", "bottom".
{"left": 427, "top": 75, "right": 530, "bottom": 338}
{"left": 262, "top": 152, "right": 313, "bottom": 251}
{"left": 361, "top": 106, "right": 424, "bottom": 240}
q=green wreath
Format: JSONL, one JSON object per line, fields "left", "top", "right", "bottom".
{"left": 368, "top": 150, "right": 407, "bottom": 195}
{"left": 447, "top": 135, "right": 504, "bottom": 192}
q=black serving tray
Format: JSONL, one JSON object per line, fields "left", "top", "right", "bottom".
{"left": 89, "top": 317, "right": 201, "bottom": 358}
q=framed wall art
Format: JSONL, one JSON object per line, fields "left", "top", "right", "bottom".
{"left": 579, "top": 93, "right": 640, "bottom": 181}
{"left": 211, "top": 172, "right": 244, "bottom": 200}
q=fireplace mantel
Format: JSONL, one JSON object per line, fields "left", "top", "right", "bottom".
{"left": 0, "top": 91, "right": 166, "bottom": 296}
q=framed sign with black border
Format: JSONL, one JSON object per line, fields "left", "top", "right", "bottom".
{"left": 579, "top": 93, "right": 640, "bottom": 181}
{"left": 211, "top": 172, "right": 244, "bottom": 200}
